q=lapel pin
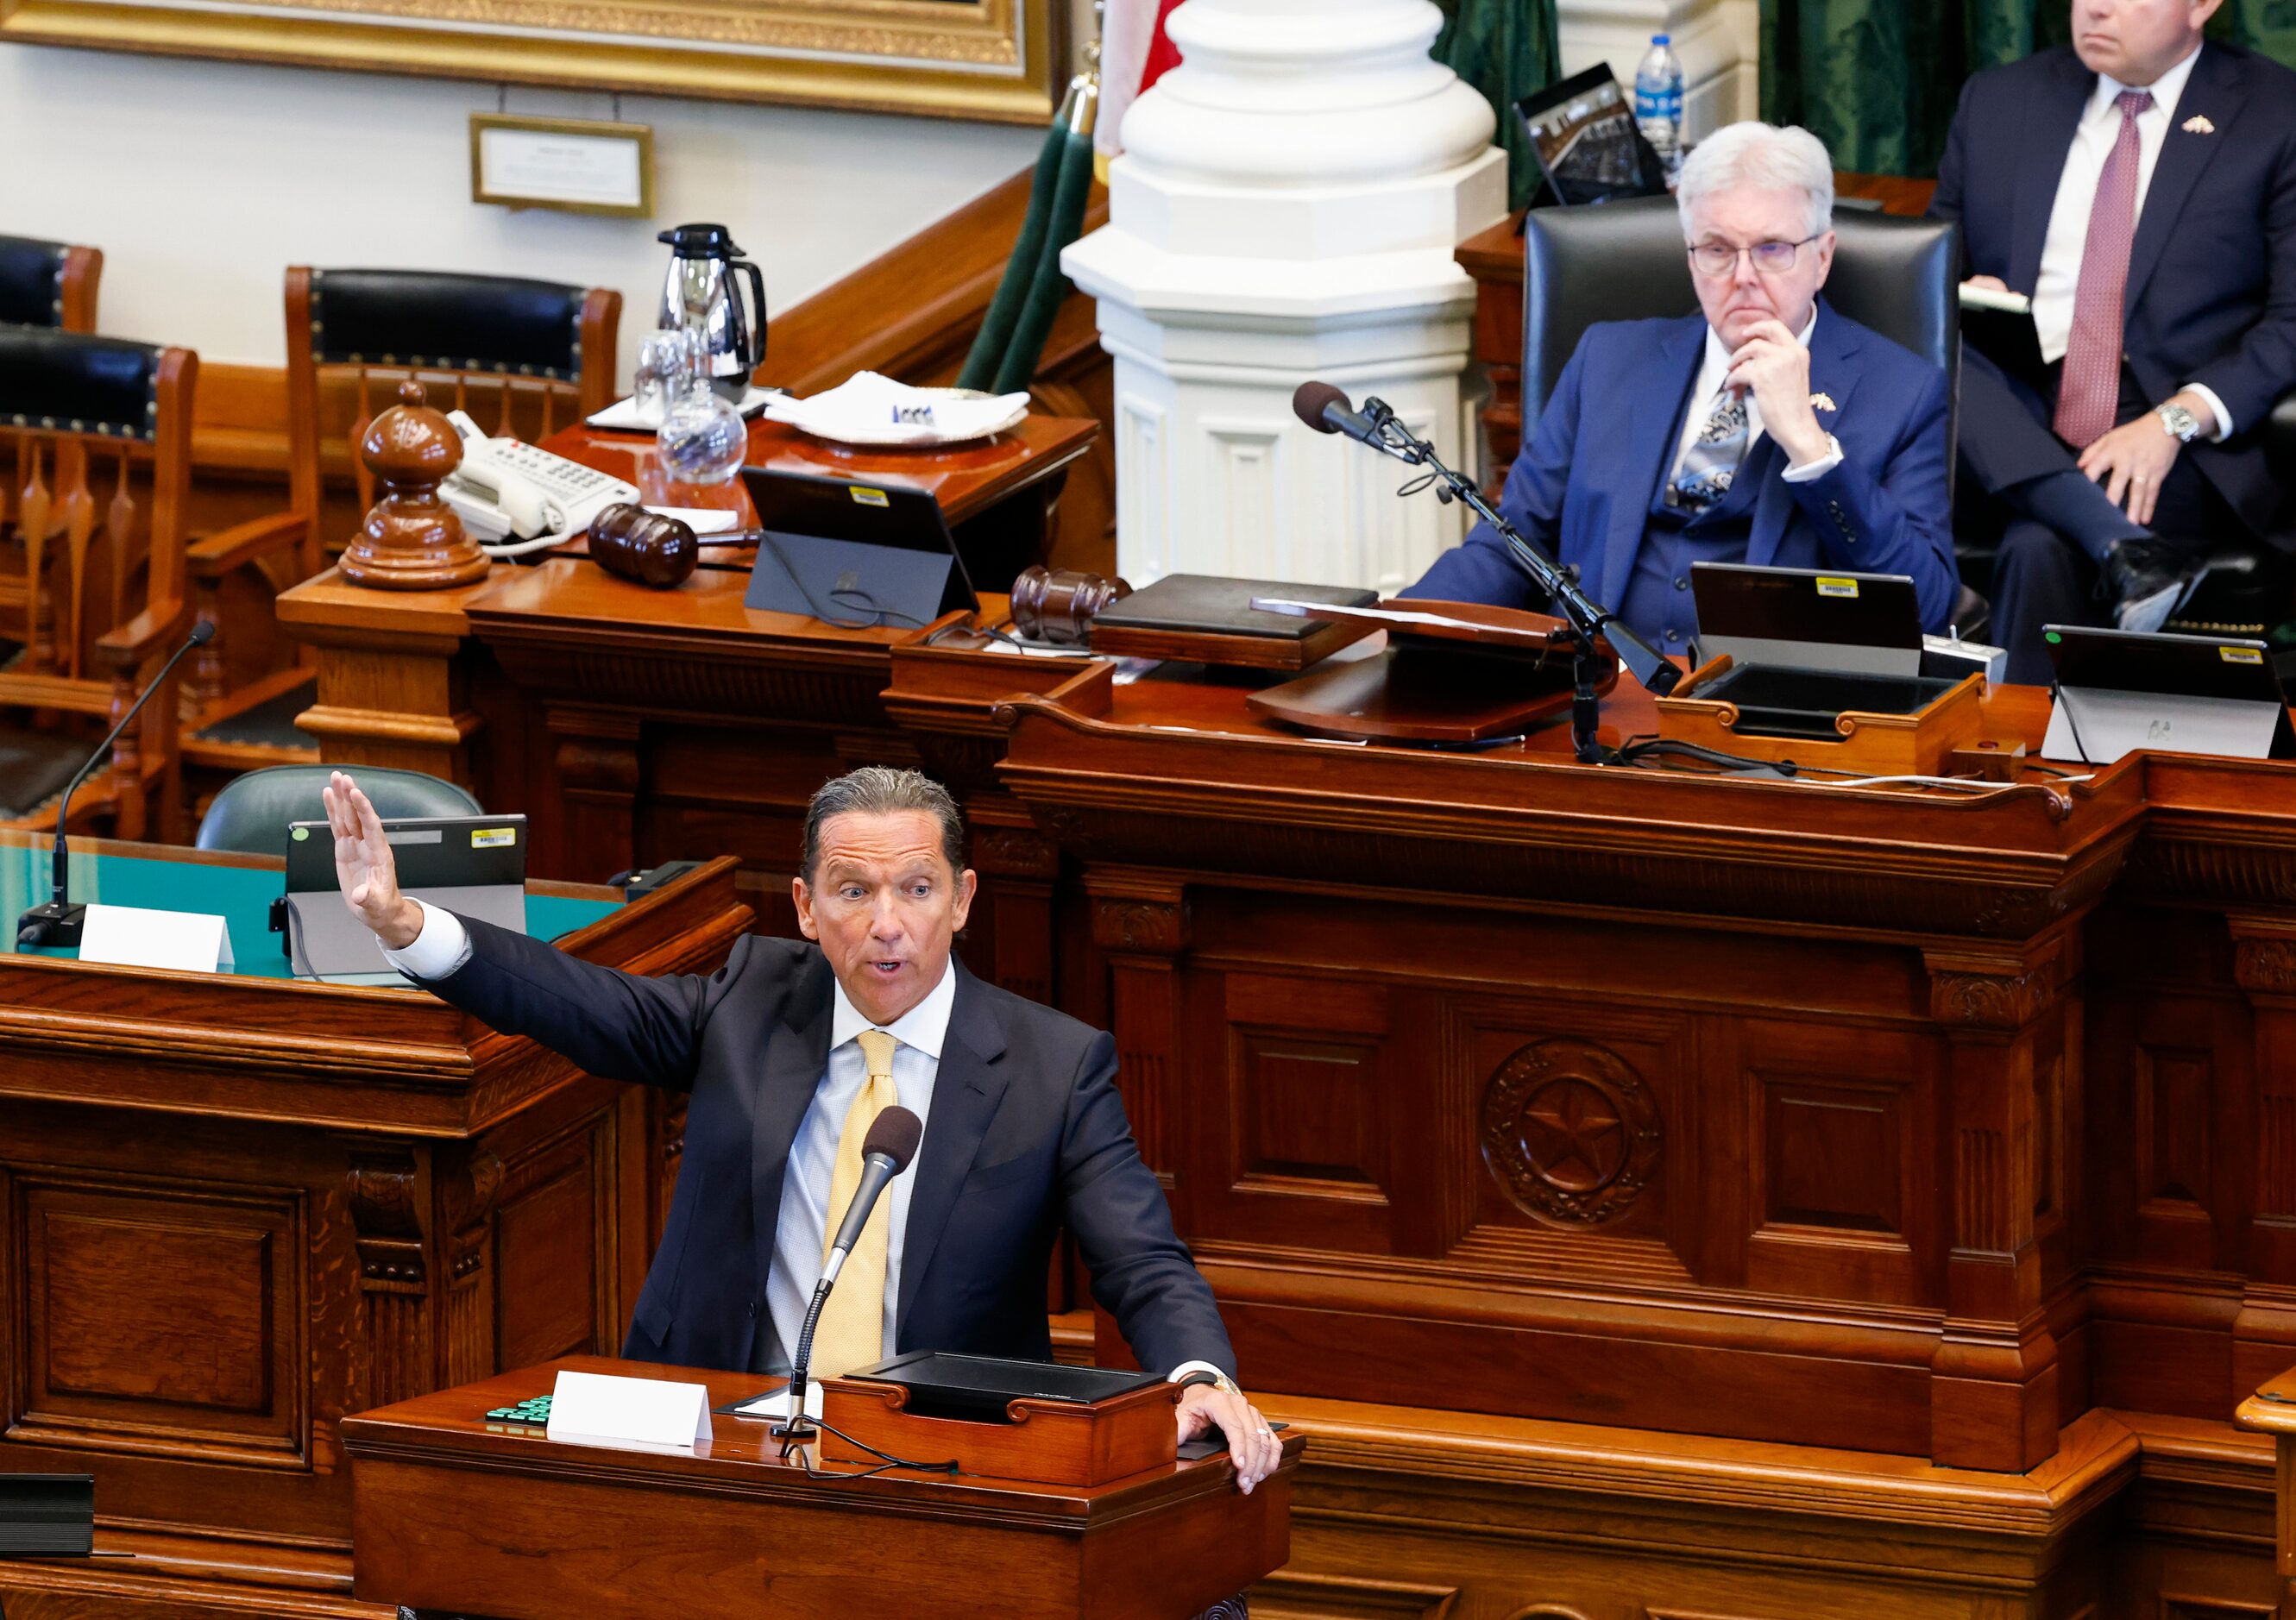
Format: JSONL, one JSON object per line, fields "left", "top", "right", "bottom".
{"left": 1809, "top": 391, "right": 1838, "bottom": 413}
{"left": 2182, "top": 114, "right": 2215, "bottom": 134}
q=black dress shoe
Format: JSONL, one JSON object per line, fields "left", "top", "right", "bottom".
{"left": 2103, "top": 539, "right": 2198, "bottom": 634}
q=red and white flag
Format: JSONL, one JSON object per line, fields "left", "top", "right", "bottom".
{"left": 1098, "top": 0, "right": 1186, "bottom": 159}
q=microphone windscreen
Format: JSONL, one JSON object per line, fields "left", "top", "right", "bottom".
{"left": 1292, "top": 380, "right": 1349, "bottom": 433}
{"left": 864, "top": 1105, "right": 925, "bottom": 1172}
{"left": 188, "top": 619, "right": 217, "bottom": 646}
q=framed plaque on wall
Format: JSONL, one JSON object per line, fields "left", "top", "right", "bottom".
{"left": 0, "top": 0, "right": 1061, "bottom": 122}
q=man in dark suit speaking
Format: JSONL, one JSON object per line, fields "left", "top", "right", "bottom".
{"left": 1930, "top": 0, "right": 2296, "bottom": 680}
{"left": 1403, "top": 121, "right": 1959, "bottom": 650}
{"left": 319, "top": 765, "right": 1280, "bottom": 1493}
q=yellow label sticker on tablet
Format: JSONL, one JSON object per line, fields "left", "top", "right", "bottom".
{"left": 2220, "top": 645, "right": 2264, "bottom": 664}
{"left": 1815, "top": 576, "right": 1859, "bottom": 599}
{"left": 472, "top": 827, "right": 518, "bottom": 848}
{"left": 848, "top": 486, "right": 890, "bottom": 508}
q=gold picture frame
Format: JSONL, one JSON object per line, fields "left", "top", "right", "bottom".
{"left": 0, "top": 0, "right": 1060, "bottom": 123}
{"left": 472, "top": 114, "right": 656, "bottom": 218}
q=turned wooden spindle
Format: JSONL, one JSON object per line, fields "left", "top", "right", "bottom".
{"left": 339, "top": 380, "right": 489, "bottom": 590}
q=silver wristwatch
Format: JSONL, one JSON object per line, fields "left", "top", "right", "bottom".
{"left": 2157, "top": 401, "right": 2203, "bottom": 443}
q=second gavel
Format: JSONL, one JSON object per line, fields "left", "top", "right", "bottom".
{"left": 588, "top": 503, "right": 762, "bottom": 587}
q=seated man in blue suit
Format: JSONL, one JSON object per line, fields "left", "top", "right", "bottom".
{"left": 1929, "top": 0, "right": 2296, "bottom": 681}
{"left": 1404, "top": 121, "right": 1959, "bottom": 652}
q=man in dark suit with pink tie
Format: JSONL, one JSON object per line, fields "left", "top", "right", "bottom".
{"left": 1929, "top": 0, "right": 2296, "bottom": 681}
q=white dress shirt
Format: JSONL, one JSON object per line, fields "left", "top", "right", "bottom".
{"left": 2029, "top": 42, "right": 2232, "bottom": 436}
{"left": 381, "top": 902, "right": 1230, "bottom": 1388}
{"left": 1672, "top": 308, "right": 1842, "bottom": 485}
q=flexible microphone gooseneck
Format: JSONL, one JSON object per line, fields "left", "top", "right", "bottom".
{"left": 776, "top": 1103, "right": 925, "bottom": 1445}
{"left": 16, "top": 620, "right": 216, "bottom": 950}
{"left": 1290, "top": 379, "right": 1681, "bottom": 763}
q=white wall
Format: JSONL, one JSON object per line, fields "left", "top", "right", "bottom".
{"left": 0, "top": 44, "right": 1046, "bottom": 376}
{"left": 1557, "top": 0, "right": 1762, "bottom": 141}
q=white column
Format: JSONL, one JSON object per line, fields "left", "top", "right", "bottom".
{"left": 1062, "top": 0, "right": 1507, "bottom": 593}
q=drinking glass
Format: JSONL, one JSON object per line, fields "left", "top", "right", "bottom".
{"left": 632, "top": 328, "right": 701, "bottom": 427}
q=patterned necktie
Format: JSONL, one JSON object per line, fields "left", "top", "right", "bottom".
{"left": 2054, "top": 88, "right": 2154, "bottom": 448}
{"left": 1670, "top": 388, "right": 1750, "bottom": 513}
{"left": 810, "top": 1027, "right": 901, "bottom": 1379}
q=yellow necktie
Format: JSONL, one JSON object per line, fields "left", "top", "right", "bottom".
{"left": 810, "top": 1027, "right": 900, "bottom": 1379}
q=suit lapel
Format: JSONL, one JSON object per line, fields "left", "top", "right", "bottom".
{"left": 2011, "top": 53, "right": 2094, "bottom": 293}
{"left": 1748, "top": 301, "right": 1863, "bottom": 568}
{"left": 896, "top": 964, "right": 1010, "bottom": 1335}
{"left": 1602, "top": 316, "right": 1709, "bottom": 608}
{"left": 751, "top": 950, "right": 834, "bottom": 1279}
{"left": 2123, "top": 43, "right": 2236, "bottom": 316}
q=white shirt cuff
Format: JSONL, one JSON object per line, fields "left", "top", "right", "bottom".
{"left": 2180, "top": 383, "right": 2234, "bottom": 441}
{"left": 1781, "top": 434, "right": 1844, "bottom": 481}
{"left": 379, "top": 900, "right": 474, "bottom": 980}
{"left": 1167, "top": 1359, "right": 1234, "bottom": 1391}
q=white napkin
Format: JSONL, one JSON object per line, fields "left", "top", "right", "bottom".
{"left": 762, "top": 371, "right": 1029, "bottom": 446}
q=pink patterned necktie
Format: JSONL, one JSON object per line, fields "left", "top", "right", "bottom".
{"left": 2054, "top": 88, "right": 2154, "bottom": 447}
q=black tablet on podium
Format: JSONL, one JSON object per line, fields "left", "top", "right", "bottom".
{"left": 739, "top": 468, "right": 978, "bottom": 628}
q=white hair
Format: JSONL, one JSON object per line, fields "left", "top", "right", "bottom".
{"left": 1676, "top": 122, "right": 1835, "bottom": 241}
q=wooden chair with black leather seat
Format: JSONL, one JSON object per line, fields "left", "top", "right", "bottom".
{"left": 1519, "top": 195, "right": 1989, "bottom": 638}
{"left": 0, "top": 326, "right": 198, "bottom": 842}
{"left": 183, "top": 267, "right": 620, "bottom": 785}
{"left": 0, "top": 235, "right": 102, "bottom": 333}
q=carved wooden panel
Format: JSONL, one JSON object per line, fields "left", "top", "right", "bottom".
{"left": 1202, "top": 972, "right": 1394, "bottom": 1253}
{"left": 494, "top": 1164, "right": 599, "bottom": 1370}
{"left": 2091, "top": 981, "right": 2248, "bottom": 1278}
{"left": 11, "top": 1171, "right": 306, "bottom": 1465}
{"left": 1740, "top": 1020, "right": 1939, "bottom": 1309}
{"left": 1249, "top": 1571, "right": 1458, "bottom": 1619}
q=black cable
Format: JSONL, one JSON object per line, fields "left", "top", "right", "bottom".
{"left": 777, "top": 1415, "right": 959, "bottom": 1479}
{"left": 2048, "top": 677, "right": 2095, "bottom": 765}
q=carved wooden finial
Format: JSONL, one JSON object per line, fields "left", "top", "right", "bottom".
{"left": 339, "top": 379, "right": 489, "bottom": 590}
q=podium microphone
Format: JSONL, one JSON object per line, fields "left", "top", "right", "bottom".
{"left": 16, "top": 619, "right": 215, "bottom": 950}
{"left": 1292, "top": 380, "right": 1396, "bottom": 455}
{"left": 777, "top": 1104, "right": 925, "bottom": 1443}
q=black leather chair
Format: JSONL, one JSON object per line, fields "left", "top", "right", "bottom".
{"left": 2162, "top": 391, "right": 2296, "bottom": 637}
{"left": 1520, "top": 196, "right": 1984, "bottom": 634}
{"left": 0, "top": 235, "right": 100, "bottom": 332}
{"left": 194, "top": 764, "right": 481, "bottom": 856}
{"left": 184, "top": 267, "right": 622, "bottom": 776}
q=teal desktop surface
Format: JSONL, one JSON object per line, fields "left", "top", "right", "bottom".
{"left": 3, "top": 843, "right": 620, "bottom": 979}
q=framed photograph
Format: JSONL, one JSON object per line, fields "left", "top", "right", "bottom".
{"left": 472, "top": 115, "right": 654, "bottom": 219}
{"left": 0, "top": 0, "right": 1061, "bottom": 122}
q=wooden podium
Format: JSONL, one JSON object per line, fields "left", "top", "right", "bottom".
{"left": 344, "top": 1356, "right": 1301, "bottom": 1620}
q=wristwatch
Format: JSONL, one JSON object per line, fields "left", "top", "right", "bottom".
{"left": 2157, "top": 401, "right": 2203, "bottom": 443}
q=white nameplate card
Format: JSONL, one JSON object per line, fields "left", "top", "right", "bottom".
{"left": 544, "top": 1369, "right": 713, "bottom": 1451}
{"left": 78, "top": 903, "right": 234, "bottom": 974}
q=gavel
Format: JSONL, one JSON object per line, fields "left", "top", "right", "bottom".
{"left": 1009, "top": 565, "right": 1130, "bottom": 645}
{"left": 588, "top": 502, "right": 763, "bottom": 588}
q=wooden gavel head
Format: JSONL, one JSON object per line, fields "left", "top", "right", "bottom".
{"left": 588, "top": 502, "right": 714, "bottom": 588}
{"left": 1010, "top": 566, "right": 1131, "bottom": 645}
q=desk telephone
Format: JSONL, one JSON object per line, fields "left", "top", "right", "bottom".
{"left": 443, "top": 411, "right": 638, "bottom": 554}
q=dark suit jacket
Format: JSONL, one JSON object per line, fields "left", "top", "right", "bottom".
{"left": 418, "top": 918, "right": 1234, "bottom": 1378}
{"left": 1929, "top": 41, "right": 2296, "bottom": 532}
{"left": 1402, "top": 301, "right": 1959, "bottom": 632}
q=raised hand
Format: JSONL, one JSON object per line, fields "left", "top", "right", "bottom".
{"left": 1725, "top": 318, "right": 1832, "bottom": 468}
{"left": 321, "top": 770, "right": 423, "bottom": 949}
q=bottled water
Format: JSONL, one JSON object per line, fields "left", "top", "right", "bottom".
{"left": 1634, "top": 34, "right": 1685, "bottom": 185}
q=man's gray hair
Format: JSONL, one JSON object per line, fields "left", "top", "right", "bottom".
{"left": 1676, "top": 121, "right": 1835, "bottom": 242}
{"left": 801, "top": 766, "right": 966, "bottom": 882}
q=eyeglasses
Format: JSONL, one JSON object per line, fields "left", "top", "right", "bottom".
{"left": 1688, "top": 235, "right": 1824, "bottom": 277}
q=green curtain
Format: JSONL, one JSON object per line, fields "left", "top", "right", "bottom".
{"left": 1763, "top": 0, "right": 2296, "bottom": 179}
{"left": 1432, "top": 0, "right": 1566, "bottom": 211}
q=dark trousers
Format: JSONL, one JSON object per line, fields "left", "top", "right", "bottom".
{"left": 1962, "top": 353, "right": 2249, "bottom": 682}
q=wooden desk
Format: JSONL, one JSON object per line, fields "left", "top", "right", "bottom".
{"left": 0, "top": 833, "right": 750, "bottom": 1619}
{"left": 2236, "top": 1366, "right": 2296, "bottom": 1617}
{"left": 277, "top": 412, "right": 1098, "bottom": 952}
{"left": 343, "top": 1355, "right": 1300, "bottom": 1620}
{"left": 1457, "top": 173, "right": 1939, "bottom": 486}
